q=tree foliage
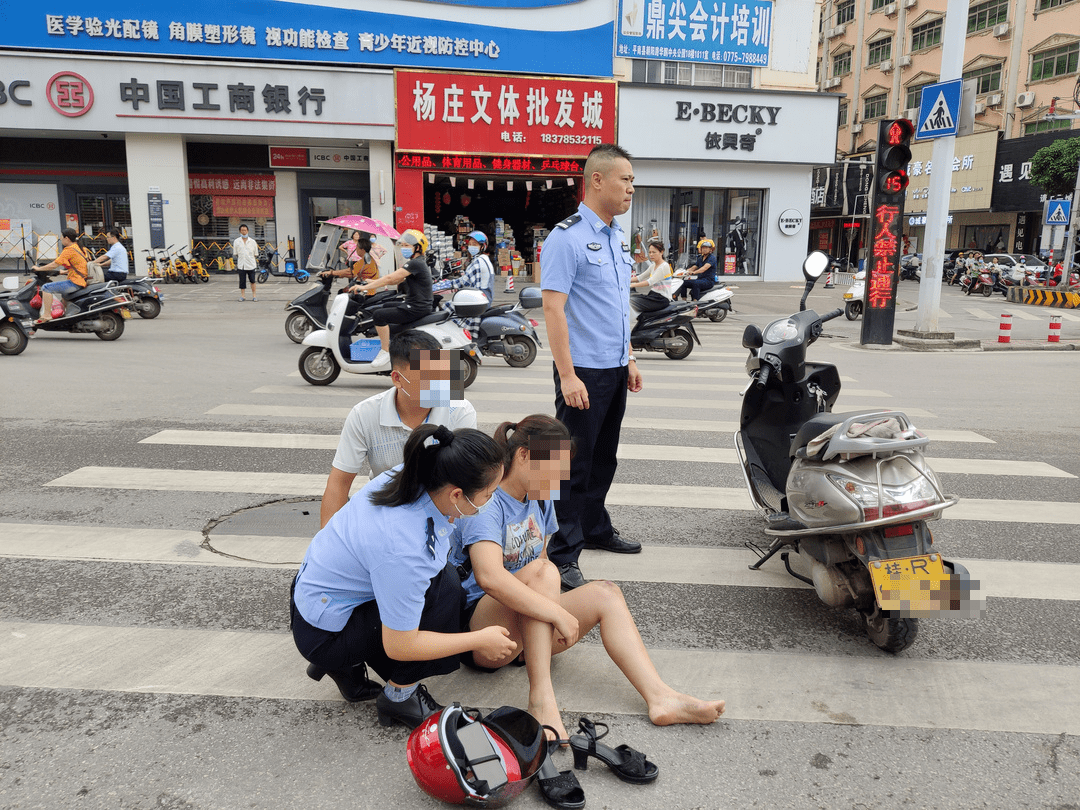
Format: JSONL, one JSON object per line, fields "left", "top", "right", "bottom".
{"left": 1029, "top": 137, "right": 1080, "bottom": 197}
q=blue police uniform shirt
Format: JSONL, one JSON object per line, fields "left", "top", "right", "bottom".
{"left": 540, "top": 202, "right": 633, "bottom": 369}
{"left": 449, "top": 488, "right": 560, "bottom": 607}
{"left": 293, "top": 467, "right": 454, "bottom": 633}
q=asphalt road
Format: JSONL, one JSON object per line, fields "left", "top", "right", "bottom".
{"left": 1, "top": 274, "right": 1078, "bottom": 810}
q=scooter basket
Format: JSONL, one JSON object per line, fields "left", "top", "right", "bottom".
{"left": 349, "top": 338, "right": 381, "bottom": 362}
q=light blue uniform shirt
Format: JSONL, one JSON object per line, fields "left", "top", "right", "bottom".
{"left": 106, "top": 242, "right": 128, "bottom": 275}
{"left": 449, "top": 488, "right": 559, "bottom": 607}
{"left": 293, "top": 467, "right": 455, "bottom": 633}
{"left": 540, "top": 202, "right": 633, "bottom": 369}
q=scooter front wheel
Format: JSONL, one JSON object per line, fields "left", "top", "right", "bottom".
{"left": 299, "top": 347, "right": 340, "bottom": 385}
{"left": 863, "top": 611, "right": 918, "bottom": 653}
{"left": 663, "top": 328, "right": 694, "bottom": 360}
{"left": 981, "top": 284, "right": 993, "bottom": 298}
{"left": 257, "top": 271, "right": 270, "bottom": 284}
{"left": 463, "top": 355, "right": 479, "bottom": 388}
{"left": 502, "top": 335, "right": 538, "bottom": 368}
{"left": 0, "top": 323, "right": 28, "bottom": 355}
{"left": 285, "top": 311, "right": 315, "bottom": 344}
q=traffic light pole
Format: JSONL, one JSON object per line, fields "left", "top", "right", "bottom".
{"left": 914, "top": 0, "right": 968, "bottom": 333}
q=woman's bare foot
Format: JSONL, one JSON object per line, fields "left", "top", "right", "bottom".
{"left": 647, "top": 691, "right": 726, "bottom": 726}
{"left": 528, "top": 695, "right": 569, "bottom": 744}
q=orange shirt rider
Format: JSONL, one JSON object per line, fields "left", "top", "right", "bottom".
{"left": 55, "top": 242, "right": 90, "bottom": 287}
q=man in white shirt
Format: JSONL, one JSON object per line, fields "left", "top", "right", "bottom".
{"left": 233, "top": 224, "right": 260, "bottom": 301}
{"left": 320, "top": 331, "right": 478, "bottom": 527}
{"left": 98, "top": 229, "right": 129, "bottom": 282}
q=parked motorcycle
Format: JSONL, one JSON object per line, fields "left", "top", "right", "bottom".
{"left": 1, "top": 277, "right": 34, "bottom": 355}
{"left": 299, "top": 288, "right": 482, "bottom": 386}
{"left": 843, "top": 271, "right": 865, "bottom": 320}
{"left": 8, "top": 271, "right": 134, "bottom": 340}
{"left": 630, "top": 300, "right": 701, "bottom": 360}
{"left": 466, "top": 287, "right": 543, "bottom": 368}
{"left": 284, "top": 273, "right": 341, "bottom": 343}
{"left": 734, "top": 251, "right": 977, "bottom": 653}
{"left": 669, "top": 274, "right": 734, "bottom": 322}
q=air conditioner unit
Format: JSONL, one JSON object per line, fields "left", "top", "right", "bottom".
{"left": 1017, "top": 91, "right": 1035, "bottom": 108}
{"left": 828, "top": 23, "right": 848, "bottom": 37}
{"left": 992, "top": 23, "right": 1009, "bottom": 37}
{"left": 987, "top": 93, "right": 1002, "bottom": 106}
{"left": 827, "top": 77, "right": 843, "bottom": 88}
{"left": 974, "top": 101, "right": 986, "bottom": 114}
{"left": 904, "top": 108, "right": 919, "bottom": 121}
{"left": 851, "top": 123, "right": 863, "bottom": 133}
{"left": 904, "top": 0, "right": 917, "bottom": 7}
{"left": 879, "top": 59, "right": 894, "bottom": 72}
{"left": 898, "top": 55, "right": 912, "bottom": 67}
{"left": 884, "top": 2, "right": 897, "bottom": 14}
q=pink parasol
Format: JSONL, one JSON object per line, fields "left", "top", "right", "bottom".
{"left": 326, "top": 214, "right": 400, "bottom": 240}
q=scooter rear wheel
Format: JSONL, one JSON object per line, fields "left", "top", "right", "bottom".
{"left": 663, "top": 328, "right": 694, "bottom": 360}
{"left": 463, "top": 355, "right": 479, "bottom": 388}
{"left": 299, "top": 347, "right": 340, "bottom": 385}
{"left": 95, "top": 312, "right": 125, "bottom": 341}
{"left": 706, "top": 307, "right": 727, "bottom": 322}
{"left": 138, "top": 298, "right": 161, "bottom": 319}
{"left": 285, "top": 311, "right": 315, "bottom": 344}
{"left": 502, "top": 335, "right": 538, "bottom": 368}
{"left": 863, "top": 611, "right": 918, "bottom": 653}
{"left": 845, "top": 301, "right": 863, "bottom": 321}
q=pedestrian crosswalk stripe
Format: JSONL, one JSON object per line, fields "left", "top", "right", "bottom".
{"left": 1, "top": 619, "right": 1076, "bottom": 735}
{"left": 4, "top": 523, "right": 1074, "bottom": 602}
{"left": 44, "top": 468, "right": 1080, "bottom": 524}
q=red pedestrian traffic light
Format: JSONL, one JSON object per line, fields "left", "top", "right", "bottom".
{"left": 875, "top": 118, "right": 914, "bottom": 204}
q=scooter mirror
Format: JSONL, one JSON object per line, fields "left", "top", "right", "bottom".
{"left": 802, "top": 251, "right": 830, "bottom": 281}
{"left": 742, "top": 324, "right": 763, "bottom": 350}
{"left": 3, "top": 276, "right": 19, "bottom": 290}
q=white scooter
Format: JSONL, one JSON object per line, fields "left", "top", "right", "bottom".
{"left": 843, "top": 271, "right": 865, "bottom": 320}
{"left": 298, "top": 290, "right": 483, "bottom": 387}
{"left": 669, "top": 272, "right": 734, "bottom": 322}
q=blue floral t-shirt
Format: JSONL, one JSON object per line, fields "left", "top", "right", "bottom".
{"left": 449, "top": 487, "right": 559, "bottom": 606}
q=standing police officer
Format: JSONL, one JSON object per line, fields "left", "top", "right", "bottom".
{"left": 540, "top": 143, "right": 643, "bottom": 591}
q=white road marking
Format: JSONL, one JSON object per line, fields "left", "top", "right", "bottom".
{"left": 1, "top": 620, "right": 1075, "bottom": 735}
{"left": 43, "top": 469, "right": 1080, "bottom": 525}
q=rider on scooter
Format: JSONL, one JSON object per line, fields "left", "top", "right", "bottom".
{"left": 32, "top": 228, "right": 89, "bottom": 323}
{"left": 346, "top": 229, "right": 434, "bottom": 371}
{"left": 673, "top": 238, "right": 717, "bottom": 301}
{"left": 436, "top": 230, "right": 495, "bottom": 331}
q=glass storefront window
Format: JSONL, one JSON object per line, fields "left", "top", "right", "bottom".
{"left": 631, "top": 187, "right": 764, "bottom": 276}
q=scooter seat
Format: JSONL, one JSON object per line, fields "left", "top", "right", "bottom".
{"left": 789, "top": 411, "right": 854, "bottom": 458}
{"left": 75, "top": 282, "right": 111, "bottom": 296}
{"left": 399, "top": 309, "right": 449, "bottom": 329}
{"left": 482, "top": 305, "right": 514, "bottom": 317}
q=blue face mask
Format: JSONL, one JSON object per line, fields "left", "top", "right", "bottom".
{"left": 467, "top": 245, "right": 481, "bottom": 257}
{"left": 401, "top": 246, "right": 414, "bottom": 259}
{"left": 419, "top": 378, "right": 453, "bottom": 408}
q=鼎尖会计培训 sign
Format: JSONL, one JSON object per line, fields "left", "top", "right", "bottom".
{"left": 616, "top": 0, "right": 772, "bottom": 67}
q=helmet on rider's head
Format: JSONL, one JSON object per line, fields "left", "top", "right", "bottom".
{"left": 407, "top": 703, "right": 546, "bottom": 807}
{"left": 696, "top": 238, "right": 715, "bottom": 252}
{"left": 401, "top": 229, "right": 430, "bottom": 255}
{"left": 467, "top": 231, "right": 489, "bottom": 247}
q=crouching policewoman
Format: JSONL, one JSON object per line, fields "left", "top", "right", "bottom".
{"left": 290, "top": 424, "right": 517, "bottom": 729}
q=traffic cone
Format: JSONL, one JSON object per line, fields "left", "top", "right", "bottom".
{"left": 997, "top": 313, "right": 1011, "bottom": 344}
{"left": 505, "top": 270, "right": 514, "bottom": 292}
{"left": 824, "top": 271, "right": 835, "bottom": 289}
{"left": 1048, "top": 314, "right": 1061, "bottom": 343}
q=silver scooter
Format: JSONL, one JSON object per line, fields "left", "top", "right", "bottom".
{"left": 734, "top": 251, "right": 979, "bottom": 652}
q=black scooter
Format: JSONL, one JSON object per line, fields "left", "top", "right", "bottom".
{"left": 630, "top": 300, "right": 701, "bottom": 359}
{"left": 0, "top": 278, "right": 34, "bottom": 355}
{"left": 108, "top": 277, "right": 164, "bottom": 319}
{"left": 285, "top": 273, "right": 339, "bottom": 343}
{"left": 10, "top": 271, "right": 134, "bottom": 340}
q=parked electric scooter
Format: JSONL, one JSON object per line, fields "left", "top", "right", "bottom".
{"left": 630, "top": 300, "right": 701, "bottom": 360}
{"left": 11, "top": 270, "right": 134, "bottom": 340}
{"left": 438, "top": 285, "right": 543, "bottom": 368}
{"left": 843, "top": 270, "right": 865, "bottom": 320}
{"left": 298, "top": 289, "right": 483, "bottom": 386}
{"left": 734, "top": 251, "right": 977, "bottom": 653}
{"left": 1, "top": 277, "right": 34, "bottom": 355}
{"left": 669, "top": 273, "right": 734, "bottom": 322}
{"left": 284, "top": 273, "right": 343, "bottom": 343}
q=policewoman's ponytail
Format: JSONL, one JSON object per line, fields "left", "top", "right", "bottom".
{"left": 369, "top": 424, "right": 504, "bottom": 508}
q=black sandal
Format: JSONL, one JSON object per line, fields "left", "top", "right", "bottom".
{"left": 569, "top": 718, "right": 659, "bottom": 784}
{"left": 537, "top": 729, "right": 585, "bottom": 809}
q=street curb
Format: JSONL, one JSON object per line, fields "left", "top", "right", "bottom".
{"left": 981, "top": 340, "right": 1079, "bottom": 351}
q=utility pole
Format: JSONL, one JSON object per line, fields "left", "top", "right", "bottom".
{"left": 914, "top": 0, "right": 969, "bottom": 333}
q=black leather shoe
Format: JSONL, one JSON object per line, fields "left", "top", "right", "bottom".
{"left": 583, "top": 529, "right": 641, "bottom": 554}
{"left": 376, "top": 683, "right": 442, "bottom": 729}
{"left": 558, "top": 562, "right": 586, "bottom": 591}
{"left": 306, "top": 662, "right": 382, "bottom": 703}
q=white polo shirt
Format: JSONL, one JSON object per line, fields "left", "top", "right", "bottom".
{"left": 331, "top": 386, "right": 478, "bottom": 477}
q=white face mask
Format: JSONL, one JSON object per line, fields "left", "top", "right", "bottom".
{"left": 467, "top": 245, "right": 481, "bottom": 257}
{"left": 419, "top": 378, "right": 453, "bottom": 408}
{"left": 454, "top": 491, "right": 492, "bottom": 518}
{"left": 401, "top": 246, "right": 414, "bottom": 259}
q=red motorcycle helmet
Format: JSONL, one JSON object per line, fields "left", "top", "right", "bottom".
{"left": 407, "top": 703, "right": 546, "bottom": 807}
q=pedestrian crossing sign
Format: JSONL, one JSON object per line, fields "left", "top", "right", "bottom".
{"left": 915, "top": 79, "right": 962, "bottom": 140}
{"left": 1044, "top": 199, "right": 1071, "bottom": 226}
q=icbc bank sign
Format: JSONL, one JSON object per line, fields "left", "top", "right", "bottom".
{"left": 395, "top": 69, "right": 615, "bottom": 159}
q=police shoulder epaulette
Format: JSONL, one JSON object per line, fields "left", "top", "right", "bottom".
{"left": 555, "top": 214, "right": 582, "bottom": 230}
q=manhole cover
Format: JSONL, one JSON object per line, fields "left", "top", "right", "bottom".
{"left": 204, "top": 498, "right": 321, "bottom": 565}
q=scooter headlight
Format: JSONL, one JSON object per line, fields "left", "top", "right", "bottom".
{"left": 827, "top": 474, "right": 938, "bottom": 522}
{"left": 763, "top": 319, "right": 798, "bottom": 343}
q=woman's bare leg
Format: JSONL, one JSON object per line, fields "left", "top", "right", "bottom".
{"left": 558, "top": 580, "right": 725, "bottom": 726}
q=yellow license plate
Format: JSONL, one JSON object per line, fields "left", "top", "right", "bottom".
{"left": 121, "top": 309, "right": 131, "bottom": 319}
{"left": 869, "top": 554, "right": 949, "bottom": 611}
